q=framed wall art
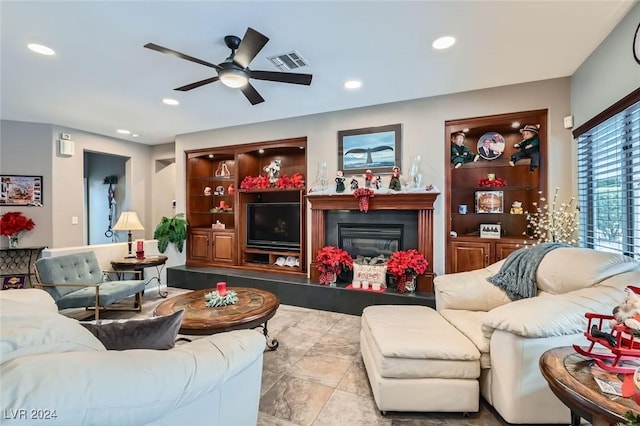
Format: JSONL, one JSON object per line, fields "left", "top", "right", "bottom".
{"left": 475, "top": 190, "right": 503, "bottom": 213}
{"left": 0, "top": 175, "right": 43, "bottom": 206}
{"left": 480, "top": 223, "right": 501, "bottom": 239}
{"left": 338, "top": 123, "right": 402, "bottom": 175}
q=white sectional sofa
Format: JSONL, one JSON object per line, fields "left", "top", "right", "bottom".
{"left": 0, "top": 289, "right": 266, "bottom": 426}
{"left": 434, "top": 247, "right": 640, "bottom": 423}
{"left": 361, "top": 247, "right": 639, "bottom": 423}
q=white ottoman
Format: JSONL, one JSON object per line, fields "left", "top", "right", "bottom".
{"left": 360, "top": 305, "right": 480, "bottom": 413}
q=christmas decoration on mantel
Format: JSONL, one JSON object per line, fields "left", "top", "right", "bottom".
{"left": 353, "top": 187, "right": 375, "bottom": 212}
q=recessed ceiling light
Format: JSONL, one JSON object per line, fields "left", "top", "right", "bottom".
{"left": 462, "top": 128, "right": 469, "bottom": 133}
{"left": 208, "top": 154, "right": 214, "bottom": 158}
{"left": 511, "top": 121, "right": 521, "bottom": 128}
{"left": 132, "top": 134, "right": 140, "bottom": 138}
{"left": 162, "top": 98, "right": 180, "bottom": 106}
{"left": 117, "top": 129, "right": 131, "bottom": 135}
{"left": 27, "top": 43, "right": 55, "bottom": 56}
{"left": 344, "top": 80, "right": 362, "bottom": 89}
{"left": 258, "top": 149, "right": 265, "bottom": 154}
{"left": 432, "top": 36, "right": 456, "bottom": 50}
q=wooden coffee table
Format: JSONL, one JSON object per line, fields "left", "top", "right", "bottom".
{"left": 539, "top": 346, "right": 639, "bottom": 426}
{"left": 153, "top": 287, "right": 280, "bottom": 350}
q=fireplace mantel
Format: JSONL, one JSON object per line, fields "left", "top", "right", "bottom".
{"left": 306, "top": 191, "right": 440, "bottom": 292}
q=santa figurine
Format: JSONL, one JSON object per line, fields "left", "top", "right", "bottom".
{"left": 335, "top": 170, "right": 346, "bottom": 193}
{"left": 363, "top": 169, "right": 374, "bottom": 188}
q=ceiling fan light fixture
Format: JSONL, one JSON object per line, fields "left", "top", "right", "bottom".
{"left": 219, "top": 68, "right": 249, "bottom": 88}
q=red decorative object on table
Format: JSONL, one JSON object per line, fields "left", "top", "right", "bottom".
{"left": 0, "top": 211, "right": 35, "bottom": 236}
{"left": 386, "top": 249, "right": 428, "bottom": 293}
{"left": 477, "top": 176, "right": 507, "bottom": 187}
{"left": 353, "top": 188, "right": 375, "bottom": 213}
{"left": 216, "top": 281, "right": 227, "bottom": 297}
{"left": 316, "top": 246, "right": 353, "bottom": 285}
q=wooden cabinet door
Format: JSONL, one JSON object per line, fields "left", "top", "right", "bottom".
{"left": 450, "top": 241, "right": 492, "bottom": 273}
{"left": 495, "top": 242, "right": 526, "bottom": 262}
{"left": 189, "top": 230, "right": 211, "bottom": 262}
{"left": 212, "top": 232, "right": 235, "bottom": 263}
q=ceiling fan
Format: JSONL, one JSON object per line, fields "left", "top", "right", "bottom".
{"left": 144, "top": 27, "right": 313, "bottom": 105}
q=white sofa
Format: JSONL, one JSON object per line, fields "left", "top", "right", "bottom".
{"left": 434, "top": 247, "right": 640, "bottom": 424}
{"left": 0, "top": 289, "right": 266, "bottom": 426}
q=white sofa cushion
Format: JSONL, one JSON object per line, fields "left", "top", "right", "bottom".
{"left": 439, "top": 309, "right": 491, "bottom": 369}
{"left": 482, "top": 272, "right": 638, "bottom": 338}
{"left": 0, "top": 290, "right": 105, "bottom": 364}
{"left": 434, "top": 262, "right": 511, "bottom": 312}
{"left": 536, "top": 247, "right": 640, "bottom": 294}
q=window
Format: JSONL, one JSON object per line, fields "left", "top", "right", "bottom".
{"left": 576, "top": 93, "right": 639, "bottom": 259}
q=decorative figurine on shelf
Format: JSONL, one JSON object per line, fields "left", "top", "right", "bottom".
{"left": 214, "top": 185, "right": 224, "bottom": 196}
{"left": 215, "top": 161, "right": 231, "bottom": 177}
{"left": 374, "top": 175, "right": 382, "bottom": 190}
{"left": 350, "top": 176, "right": 359, "bottom": 191}
{"left": 363, "top": 169, "right": 374, "bottom": 188}
{"left": 389, "top": 166, "right": 402, "bottom": 191}
{"left": 204, "top": 186, "right": 212, "bottom": 196}
{"left": 509, "top": 124, "right": 541, "bottom": 173}
{"left": 227, "top": 183, "right": 235, "bottom": 195}
{"left": 409, "top": 154, "right": 423, "bottom": 188}
{"left": 335, "top": 170, "right": 346, "bottom": 193}
{"left": 451, "top": 132, "right": 479, "bottom": 168}
{"left": 510, "top": 201, "right": 523, "bottom": 214}
{"left": 264, "top": 159, "right": 281, "bottom": 185}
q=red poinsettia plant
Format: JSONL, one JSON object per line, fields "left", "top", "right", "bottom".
{"left": 353, "top": 187, "right": 375, "bottom": 213}
{"left": 275, "top": 173, "right": 305, "bottom": 189}
{"left": 386, "top": 249, "right": 428, "bottom": 293}
{"left": 316, "top": 245, "right": 353, "bottom": 285}
{"left": 0, "top": 211, "right": 36, "bottom": 236}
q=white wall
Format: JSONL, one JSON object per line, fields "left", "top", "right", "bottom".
{"left": 150, "top": 142, "right": 177, "bottom": 234}
{"left": 0, "top": 121, "right": 53, "bottom": 248}
{"left": 176, "top": 78, "right": 573, "bottom": 276}
{"left": 571, "top": 1, "right": 640, "bottom": 128}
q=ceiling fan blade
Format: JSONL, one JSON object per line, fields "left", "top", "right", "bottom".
{"left": 174, "top": 76, "right": 219, "bottom": 91}
{"left": 144, "top": 43, "right": 221, "bottom": 70}
{"left": 251, "top": 70, "right": 313, "bottom": 86}
{"left": 240, "top": 82, "right": 265, "bottom": 105}
{"left": 233, "top": 27, "right": 269, "bottom": 69}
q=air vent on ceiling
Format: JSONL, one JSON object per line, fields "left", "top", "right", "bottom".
{"left": 267, "top": 50, "right": 309, "bottom": 71}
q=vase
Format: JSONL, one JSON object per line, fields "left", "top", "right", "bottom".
{"left": 329, "top": 272, "right": 337, "bottom": 287}
{"left": 396, "top": 275, "right": 416, "bottom": 293}
{"left": 7, "top": 233, "right": 19, "bottom": 249}
{"left": 404, "top": 276, "right": 416, "bottom": 293}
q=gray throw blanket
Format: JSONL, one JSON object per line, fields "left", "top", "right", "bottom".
{"left": 487, "top": 242, "right": 569, "bottom": 300}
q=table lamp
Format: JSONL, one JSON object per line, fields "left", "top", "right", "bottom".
{"left": 113, "top": 211, "right": 145, "bottom": 258}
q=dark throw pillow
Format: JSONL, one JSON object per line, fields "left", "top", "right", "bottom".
{"left": 80, "top": 309, "right": 185, "bottom": 350}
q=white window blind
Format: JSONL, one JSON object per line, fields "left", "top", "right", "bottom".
{"left": 576, "top": 100, "right": 640, "bottom": 258}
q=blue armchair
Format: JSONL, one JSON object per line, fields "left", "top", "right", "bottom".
{"left": 34, "top": 251, "right": 146, "bottom": 320}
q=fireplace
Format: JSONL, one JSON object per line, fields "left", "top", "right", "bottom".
{"left": 326, "top": 210, "right": 418, "bottom": 258}
{"left": 306, "top": 191, "right": 439, "bottom": 292}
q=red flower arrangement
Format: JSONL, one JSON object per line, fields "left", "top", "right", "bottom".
{"left": 240, "top": 173, "right": 305, "bottom": 191}
{"left": 0, "top": 211, "right": 35, "bottom": 236}
{"left": 353, "top": 187, "right": 375, "bottom": 212}
{"left": 316, "top": 245, "right": 353, "bottom": 285}
{"left": 386, "top": 249, "right": 428, "bottom": 293}
{"left": 477, "top": 176, "right": 507, "bottom": 188}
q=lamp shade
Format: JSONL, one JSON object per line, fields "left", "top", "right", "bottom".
{"left": 113, "top": 211, "right": 144, "bottom": 231}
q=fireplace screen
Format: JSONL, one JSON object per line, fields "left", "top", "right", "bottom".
{"left": 338, "top": 224, "right": 402, "bottom": 258}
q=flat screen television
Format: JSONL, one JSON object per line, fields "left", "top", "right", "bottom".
{"left": 246, "top": 202, "right": 301, "bottom": 251}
